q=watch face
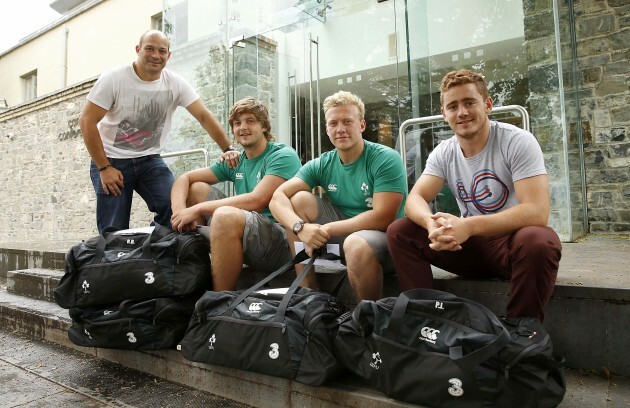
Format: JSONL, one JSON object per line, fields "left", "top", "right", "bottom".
{"left": 292, "top": 221, "right": 304, "bottom": 234}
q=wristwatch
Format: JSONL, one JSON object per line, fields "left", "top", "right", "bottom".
{"left": 292, "top": 220, "right": 305, "bottom": 234}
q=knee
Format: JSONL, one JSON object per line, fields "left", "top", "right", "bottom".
{"left": 289, "top": 192, "right": 318, "bottom": 220}
{"left": 343, "top": 234, "right": 376, "bottom": 270}
{"left": 210, "top": 207, "right": 246, "bottom": 238}
{"left": 187, "top": 182, "right": 211, "bottom": 206}
{"left": 386, "top": 217, "right": 428, "bottom": 245}
{"left": 513, "top": 226, "right": 562, "bottom": 261}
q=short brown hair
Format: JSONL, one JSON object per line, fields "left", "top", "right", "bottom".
{"left": 228, "top": 97, "right": 274, "bottom": 142}
{"left": 440, "top": 69, "right": 489, "bottom": 104}
{"left": 322, "top": 91, "right": 365, "bottom": 121}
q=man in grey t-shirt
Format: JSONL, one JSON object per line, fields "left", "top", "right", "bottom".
{"left": 386, "top": 69, "right": 561, "bottom": 321}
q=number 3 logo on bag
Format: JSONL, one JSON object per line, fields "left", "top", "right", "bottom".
{"left": 144, "top": 272, "right": 155, "bottom": 284}
{"left": 269, "top": 343, "right": 280, "bottom": 359}
{"left": 448, "top": 378, "right": 464, "bottom": 397}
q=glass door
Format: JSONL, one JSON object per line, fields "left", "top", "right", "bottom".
{"left": 224, "top": 0, "right": 412, "bottom": 164}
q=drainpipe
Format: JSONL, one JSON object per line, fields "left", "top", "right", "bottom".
{"left": 61, "top": 25, "right": 69, "bottom": 88}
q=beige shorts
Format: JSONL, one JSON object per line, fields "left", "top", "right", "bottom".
{"left": 311, "top": 195, "right": 395, "bottom": 274}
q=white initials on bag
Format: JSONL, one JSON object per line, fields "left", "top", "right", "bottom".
{"left": 269, "top": 343, "right": 280, "bottom": 359}
{"left": 435, "top": 301, "right": 444, "bottom": 309}
{"left": 127, "top": 332, "right": 137, "bottom": 343}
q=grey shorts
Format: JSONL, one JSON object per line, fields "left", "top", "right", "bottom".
{"left": 311, "top": 195, "right": 395, "bottom": 274}
{"left": 204, "top": 187, "right": 291, "bottom": 273}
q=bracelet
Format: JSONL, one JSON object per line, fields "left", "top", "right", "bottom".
{"left": 223, "top": 145, "right": 237, "bottom": 153}
{"left": 98, "top": 164, "right": 112, "bottom": 172}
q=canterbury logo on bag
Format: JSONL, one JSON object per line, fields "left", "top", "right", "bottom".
{"left": 248, "top": 302, "right": 262, "bottom": 313}
{"left": 420, "top": 327, "right": 440, "bottom": 344}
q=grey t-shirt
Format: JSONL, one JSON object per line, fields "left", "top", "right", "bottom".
{"left": 423, "top": 121, "right": 546, "bottom": 217}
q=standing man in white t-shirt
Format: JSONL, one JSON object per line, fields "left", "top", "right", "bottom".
{"left": 79, "top": 30, "right": 237, "bottom": 232}
{"left": 387, "top": 69, "right": 562, "bottom": 322}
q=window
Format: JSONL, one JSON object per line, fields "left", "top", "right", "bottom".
{"left": 21, "top": 70, "right": 37, "bottom": 102}
{"left": 151, "top": 12, "right": 163, "bottom": 31}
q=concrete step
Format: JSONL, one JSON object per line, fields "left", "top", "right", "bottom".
{"left": 0, "top": 286, "right": 414, "bottom": 408}
{"left": 6, "top": 268, "right": 64, "bottom": 302}
{"left": 1, "top": 286, "right": 628, "bottom": 407}
{"left": 6, "top": 260, "right": 629, "bottom": 377}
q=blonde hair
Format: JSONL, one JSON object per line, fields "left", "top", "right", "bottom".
{"left": 440, "top": 69, "right": 489, "bottom": 104}
{"left": 322, "top": 91, "right": 365, "bottom": 120}
{"left": 228, "top": 97, "right": 274, "bottom": 142}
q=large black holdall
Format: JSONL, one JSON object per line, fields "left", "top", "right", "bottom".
{"left": 180, "top": 251, "right": 346, "bottom": 386}
{"left": 54, "top": 224, "right": 210, "bottom": 309}
{"left": 68, "top": 293, "right": 201, "bottom": 350}
{"left": 333, "top": 289, "right": 565, "bottom": 408}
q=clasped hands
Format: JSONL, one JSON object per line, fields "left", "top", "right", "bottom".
{"left": 427, "top": 212, "right": 471, "bottom": 251}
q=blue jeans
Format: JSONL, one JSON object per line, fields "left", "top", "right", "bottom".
{"left": 90, "top": 155, "right": 175, "bottom": 232}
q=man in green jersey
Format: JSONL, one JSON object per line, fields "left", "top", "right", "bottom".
{"left": 171, "top": 97, "right": 302, "bottom": 290}
{"left": 269, "top": 91, "right": 407, "bottom": 301}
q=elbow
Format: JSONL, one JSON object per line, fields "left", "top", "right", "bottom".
{"left": 251, "top": 195, "right": 272, "bottom": 213}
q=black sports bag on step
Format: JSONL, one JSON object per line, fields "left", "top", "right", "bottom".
{"left": 180, "top": 251, "right": 346, "bottom": 386}
{"left": 334, "top": 289, "right": 565, "bottom": 407}
{"left": 55, "top": 223, "right": 210, "bottom": 308}
{"left": 68, "top": 293, "right": 201, "bottom": 350}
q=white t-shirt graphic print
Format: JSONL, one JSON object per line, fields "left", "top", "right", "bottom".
{"left": 87, "top": 64, "right": 198, "bottom": 159}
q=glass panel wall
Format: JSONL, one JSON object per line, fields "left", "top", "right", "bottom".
{"left": 161, "top": 0, "right": 584, "bottom": 241}
{"left": 404, "top": 0, "right": 582, "bottom": 240}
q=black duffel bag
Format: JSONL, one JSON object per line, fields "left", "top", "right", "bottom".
{"left": 54, "top": 224, "right": 210, "bottom": 308}
{"left": 334, "top": 289, "right": 565, "bottom": 408}
{"left": 68, "top": 293, "right": 201, "bottom": 350}
{"left": 180, "top": 251, "right": 346, "bottom": 386}
{"left": 495, "top": 317, "right": 566, "bottom": 407}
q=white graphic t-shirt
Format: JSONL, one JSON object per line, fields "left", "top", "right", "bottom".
{"left": 423, "top": 121, "right": 547, "bottom": 217}
{"left": 87, "top": 64, "right": 199, "bottom": 158}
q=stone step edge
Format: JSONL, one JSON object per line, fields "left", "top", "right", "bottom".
{"left": 7, "top": 267, "right": 630, "bottom": 303}
{"left": 0, "top": 289, "right": 414, "bottom": 408}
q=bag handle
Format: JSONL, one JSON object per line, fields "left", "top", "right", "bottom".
{"left": 272, "top": 248, "right": 343, "bottom": 322}
{"left": 91, "top": 227, "right": 153, "bottom": 265}
{"left": 223, "top": 248, "right": 341, "bottom": 320}
{"left": 223, "top": 250, "right": 311, "bottom": 316}
{"left": 387, "top": 288, "right": 511, "bottom": 370}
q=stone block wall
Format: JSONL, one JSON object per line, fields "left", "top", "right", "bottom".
{"left": 573, "top": 0, "right": 629, "bottom": 233}
{"left": 0, "top": 80, "right": 157, "bottom": 246}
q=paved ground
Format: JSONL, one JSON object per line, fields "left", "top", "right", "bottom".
{"left": 0, "top": 329, "right": 248, "bottom": 408}
{"left": 1, "top": 327, "right": 629, "bottom": 407}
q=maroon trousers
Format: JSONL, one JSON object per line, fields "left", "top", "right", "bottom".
{"left": 386, "top": 217, "right": 562, "bottom": 321}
